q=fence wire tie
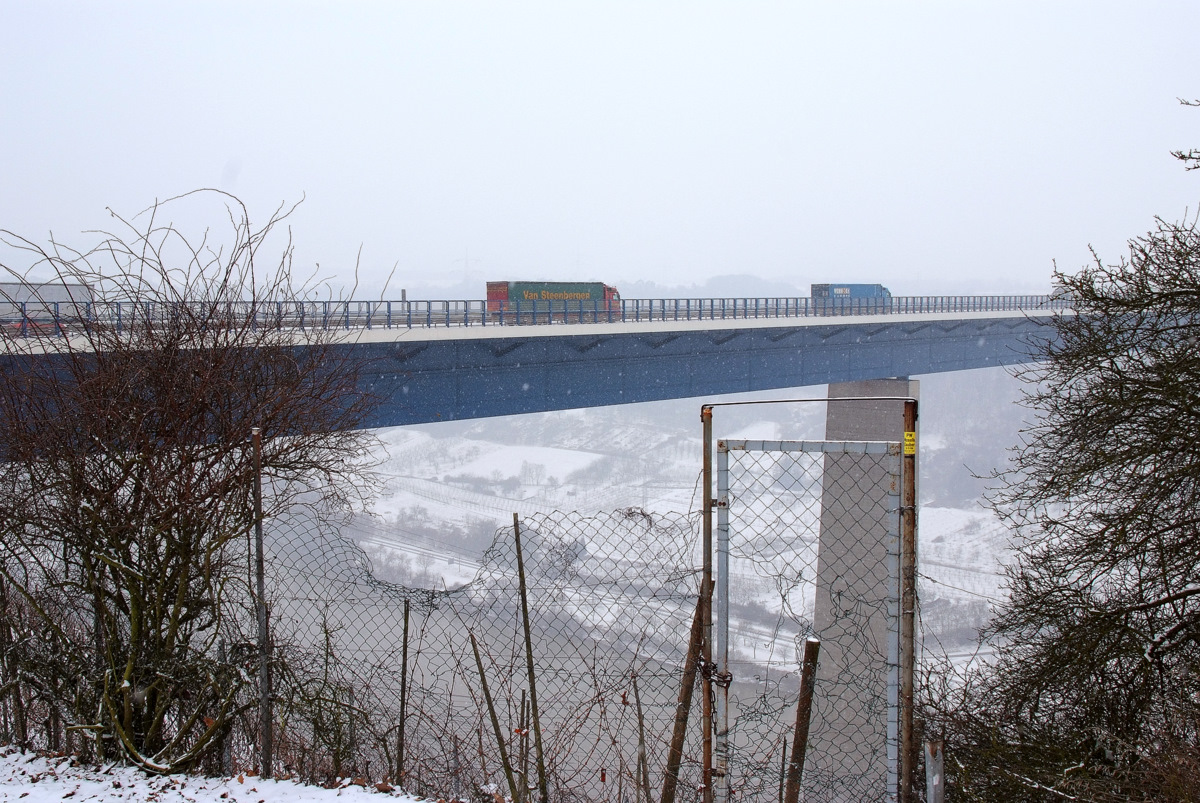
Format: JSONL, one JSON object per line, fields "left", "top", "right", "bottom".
{"left": 698, "top": 659, "right": 732, "bottom": 688}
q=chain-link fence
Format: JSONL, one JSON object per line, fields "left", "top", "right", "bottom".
{"left": 714, "top": 439, "right": 902, "bottom": 803}
{"left": 250, "top": 436, "right": 904, "bottom": 802}
{"left": 263, "top": 508, "right": 706, "bottom": 800}
{"left": 0, "top": 439, "right": 907, "bottom": 803}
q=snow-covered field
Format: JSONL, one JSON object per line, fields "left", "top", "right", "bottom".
{"left": 0, "top": 746, "right": 419, "bottom": 803}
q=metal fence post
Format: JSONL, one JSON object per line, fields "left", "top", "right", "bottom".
{"left": 899, "top": 401, "right": 918, "bottom": 803}
{"left": 714, "top": 440, "right": 731, "bottom": 803}
{"left": 701, "top": 406, "right": 715, "bottom": 803}
{"left": 397, "top": 597, "right": 409, "bottom": 787}
{"left": 925, "top": 740, "right": 944, "bottom": 803}
{"left": 218, "top": 639, "right": 232, "bottom": 775}
{"left": 252, "top": 428, "right": 273, "bottom": 778}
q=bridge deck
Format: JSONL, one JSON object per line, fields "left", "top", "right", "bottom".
{"left": 0, "top": 298, "right": 1061, "bottom": 427}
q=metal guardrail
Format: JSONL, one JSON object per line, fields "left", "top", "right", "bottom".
{"left": 0, "top": 294, "right": 1067, "bottom": 336}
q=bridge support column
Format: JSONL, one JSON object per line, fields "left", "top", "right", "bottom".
{"left": 808, "top": 378, "right": 917, "bottom": 802}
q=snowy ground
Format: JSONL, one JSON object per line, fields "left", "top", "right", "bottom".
{"left": 0, "top": 746, "right": 421, "bottom": 803}
{"left": 355, "top": 395, "right": 1019, "bottom": 661}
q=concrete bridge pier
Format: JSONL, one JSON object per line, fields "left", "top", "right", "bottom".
{"left": 806, "top": 378, "right": 917, "bottom": 802}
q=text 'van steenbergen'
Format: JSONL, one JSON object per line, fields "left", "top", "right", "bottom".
{"left": 522, "top": 290, "right": 596, "bottom": 301}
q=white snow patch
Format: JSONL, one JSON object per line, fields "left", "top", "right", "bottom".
{"left": 447, "top": 444, "right": 602, "bottom": 480}
{"left": 0, "top": 745, "right": 422, "bottom": 803}
{"left": 721, "top": 421, "right": 778, "bottom": 441}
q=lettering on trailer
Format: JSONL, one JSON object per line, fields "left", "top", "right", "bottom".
{"left": 522, "top": 290, "right": 597, "bottom": 301}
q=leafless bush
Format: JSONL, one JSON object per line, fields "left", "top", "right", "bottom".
{"left": 927, "top": 214, "right": 1200, "bottom": 801}
{"left": 0, "top": 191, "right": 379, "bottom": 773}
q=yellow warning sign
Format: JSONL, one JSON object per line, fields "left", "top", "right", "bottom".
{"left": 904, "top": 431, "right": 917, "bottom": 455}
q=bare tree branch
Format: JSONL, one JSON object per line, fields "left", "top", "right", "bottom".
{"left": 0, "top": 190, "right": 380, "bottom": 773}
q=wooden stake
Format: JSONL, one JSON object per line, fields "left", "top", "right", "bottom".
{"left": 783, "top": 638, "right": 820, "bottom": 803}
{"left": 633, "top": 675, "right": 653, "bottom": 803}
{"left": 661, "top": 576, "right": 711, "bottom": 803}
{"left": 471, "top": 632, "right": 520, "bottom": 803}
{"left": 514, "top": 514, "right": 549, "bottom": 803}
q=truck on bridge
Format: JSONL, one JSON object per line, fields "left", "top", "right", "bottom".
{"left": 811, "top": 283, "right": 892, "bottom": 314}
{"left": 486, "top": 281, "right": 621, "bottom": 323}
{"left": 810, "top": 283, "right": 891, "bottom": 300}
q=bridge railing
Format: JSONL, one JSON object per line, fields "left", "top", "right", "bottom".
{"left": 0, "top": 294, "right": 1069, "bottom": 337}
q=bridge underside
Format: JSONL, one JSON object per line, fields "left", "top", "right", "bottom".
{"left": 355, "top": 315, "right": 1045, "bottom": 427}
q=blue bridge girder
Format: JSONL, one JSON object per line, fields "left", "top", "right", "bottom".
{"left": 350, "top": 310, "right": 1051, "bottom": 427}
{"left": 0, "top": 294, "right": 1060, "bottom": 427}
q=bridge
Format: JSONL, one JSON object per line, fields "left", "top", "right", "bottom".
{"left": 327, "top": 295, "right": 1059, "bottom": 427}
{"left": 0, "top": 293, "right": 1062, "bottom": 427}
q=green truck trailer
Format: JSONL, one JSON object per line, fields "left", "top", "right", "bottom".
{"left": 486, "top": 281, "right": 621, "bottom": 320}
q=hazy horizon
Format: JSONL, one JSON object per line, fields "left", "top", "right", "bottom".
{"left": 4, "top": 3, "right": 1199, "bottom": 298}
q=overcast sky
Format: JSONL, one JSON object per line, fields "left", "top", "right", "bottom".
{"left": 3, "top": 2, "right": 1198, "bottom": 298}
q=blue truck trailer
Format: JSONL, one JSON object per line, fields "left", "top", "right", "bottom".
{"left": 810, "top": 283, "right": 891, "bottom": 299}
{"left": 810, "top": 283, "right": 892, "bottom": 314}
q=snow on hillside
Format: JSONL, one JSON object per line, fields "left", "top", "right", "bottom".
{"left": 0, "top": 746, "right": 420, "bottom": 803}
{"left": 346, "top": 372, "right": 1025, "bottom": 656}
